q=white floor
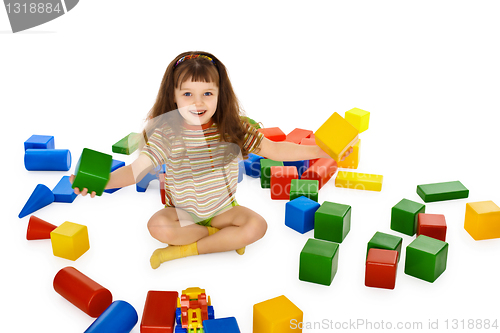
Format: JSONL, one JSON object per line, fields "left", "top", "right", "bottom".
{"left": 2, "top": 1, "right": 500, "bottom": 332}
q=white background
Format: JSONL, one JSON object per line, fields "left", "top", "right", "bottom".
{"left": 2, "top": 1, "right": 500, "bottom": 332}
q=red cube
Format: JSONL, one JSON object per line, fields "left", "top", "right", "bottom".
{"left": 365, "top": 248, "right": 398, "bottom": 289}
{"left": 285, "top": 128, "right": 313, "bottom": 144}
{"left": 270, "top": 166, "right": 299, "bottom": 200}
{"left": 417, "top": 213, "right": 447, "bottom": 241}
{"left": 258, "top": 127, "right": 286, "bottom": 142}
{"left": 300, "top": 158, "right": 338, "bottom": 190}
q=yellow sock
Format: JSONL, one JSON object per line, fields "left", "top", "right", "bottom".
{"left": 150, "top": 242, "right": 199, "bottom": 269}
{"left": 206, "top": 226, "right": 245, "bottom": 255}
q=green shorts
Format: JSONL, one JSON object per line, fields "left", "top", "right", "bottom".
{"left": 191, "top": 200, "right": 239, "bottom": 227}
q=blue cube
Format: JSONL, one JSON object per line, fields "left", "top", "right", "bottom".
{"left": 285, "top": 196, "right": 321, "bottom": 234}
{"left": 203, "top": 317, "right": 241, "bottom": 333}
{"left": 24, "top": 135, "right": 55, "bottom": 150}
{"left": 244, "top": 153, "right": 264, "bottom": 178}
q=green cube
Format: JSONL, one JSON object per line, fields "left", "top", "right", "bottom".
{"left": 299, "top": 238, "right": 339, "bottom": 286}
{"left": 260, "top": 159, "right": 284, "bottom": 188}
{"left": 367, "top": 231, "right": 403, "bottom": 262}
{"left": 72, "top": 148, "right": 112, "bottom": 196}
{"left": 112, "top": 132, "right": 142, "bottom": 155}
{"left": 404, "top": 235, "right": 448, "bottom": 283}
{"left": 314, "top": 201, "right": 351, "bottom": 243}
{"left": 416, "top": 180, "right": 469, "bottom": 203}
{"left": 391, "top": 199, "right": 425, "bottom": 236}
{"left": 290, "top": 179, "right": 319, "bottom": 202}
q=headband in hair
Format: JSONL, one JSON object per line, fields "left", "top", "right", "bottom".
{"left": 174, "top": 54, "right": 216, "bottom": 67}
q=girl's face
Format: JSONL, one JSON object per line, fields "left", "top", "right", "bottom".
{"left": 174, "top": 78, "right": 218, "bottom": 126}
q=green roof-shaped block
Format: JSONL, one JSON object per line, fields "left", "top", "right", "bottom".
{"left": 391, "top": 199, "right": 425, "bottom": 236}
{"left": 112, "top": 132, "right": 142, "bottom": 155}
{"left": 72, "top": 148, "right": 112, "bottom": 196}
{"left": 314, "top": 201, "right": 351, "bottom": 243}
{"left": 416, "top": 180, "right": 469, "bottom": 203}
{"left": 404, "top": 235, "right": 448, "bottom": 283}
{"left": 299, "top": 238, "right": 339, "bottom": 286}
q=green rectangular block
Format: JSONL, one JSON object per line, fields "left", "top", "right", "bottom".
{"left": 391, "top": 199, "right": 425, "bottom": 236}
{"left": 299, "top": 238, "right": 339, "bottom": 286}
{"left": 72, "top": 148, "right": 112, "bottom": 196}
{"left": 416, "top": 180, "right": 469, "bottom": 203}
{"left": 260, "top": 159, "right": 284, "bottom": 188}
{"left": 367, "top": 231, "right": 403, "bottom": 262}
{"left": 112, "top": 132, "right": 142, "bottom": 155}
{"left": 404, "top": 235, "right": 448, "bottom": 283}
{"left": 314, "top": 201, "right": 351, "bottom": 243}
{"left": 290, "top": 179, "right": 319, "bottom": 202}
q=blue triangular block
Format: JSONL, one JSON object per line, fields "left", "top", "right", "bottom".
{"left": 19, "top": 184, "right": 55, "bottom": 218}
{"left": 52, "top": 176, "right": 77, "bottom": 203}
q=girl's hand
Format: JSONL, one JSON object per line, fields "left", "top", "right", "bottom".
{"left": 340, "top": 147, "right": 354, "bottom": 161}
{"left": 69, "top": 174, "right": 97, "bottom": 198}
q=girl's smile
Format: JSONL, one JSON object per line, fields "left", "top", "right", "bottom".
{"left": 175, "top": 78, "right": 218, "bottom": 126}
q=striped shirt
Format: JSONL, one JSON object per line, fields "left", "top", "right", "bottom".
{"left": 141, "top": 118, "right": 264, "bottom": 221}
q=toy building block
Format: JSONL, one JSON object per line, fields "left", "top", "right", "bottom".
{"left": 238, "top": 160, "right": 244, "bottom": 183}
{"left": 314, "top": 201, "right": 351, "bottom": 243}
{"left": 19, "top": 184, "right": 55, "bottom": 218}
{"left": 299, "top": 238, "right": 339, "bottom": 286}
{"left": 285, "top": 196, "right": 321, "bottom": 234}
{"left": 367, "top": 231, "right": 403, "bottom": 262}
{"left": 300, "top": 137, "right": 319, "bottom": 167}
{"left": 391, "top": 199, "right": 425, "bottom": 236}
{"left": 270, "top": 166, "right": 298, "bottom": 200}
{"left": 289, "top": 179, "right": 319, "bottom": 202}
{"left": 84, "top": 300, "right": 138, "bottom": 333}
{"left": 24, "top": 149, "right": 72, "bottom": 171}
{"left": 253, "top": 295, "right": 303, "bottom": 333}
{"left": 137, "top": 170, "right": 158, "bottom": 192}
{"left": 257, "top": 127, "right": 286, "bottom": 142}
{"left": 104, "top": 159, "right": 126, "bottom": 194}
{"left": 260, "top": 159, "right": 284, "bottom": 188}
{"left": 417, "top": 213, "right": 447, "bottom": 242}
{"left": 112, "top": 132, "right": 142, "bottom": 155}
{"left": 50, "top": 221, "right": 90, "bottom": 261}
{"left": 365, "top": 248, "right": 398, "bottom": 289}
{"left": 244, "top": 153, "right": 264, "bottom": 178}
{"left": 464, "top": 201, "right": 500, "bottom": 240}
{"left": 337, "top": 139, "right": 360, "bottom": 169}
{"left": 417, "top": 180, "right": 469, "bottom": 203}
{"left": 26, "top": 215, "right": 57, "bottom": 240}
{"left": 301, "top": 158, "right": 338, "bottom": 190}
{"left": 315, "top": 112, "right": 359, "bottom": 162}
{"left": 53, "top": 267, "right": 113, "bottom": 318}
{"left": 159, "top": 173, "right": 166, "bottom": 205}
{"left": 204, "top": 317, "right": 241, "bottom": 333}
{"left": 176, "top": 287, "right": 214, "bottom": 331}
{"left": 140, "top": 290, "right": 178, "bottom": 333}
{"left": 52, "top": 176, "right": 77, "bottom": 203}
{"left": 283, "top": 160, "right": 309, "bottom": 178}
{"left": 72, "top": 148, "right": 113, "bottom": 196}
{"left": 285, "top": 128, "right": 313, "bottom": 144}
{"left": 24, "top": 134, "right": 55, "bottom": 150}
{"left": 404, "top": 235, "right": 448, "bottom": 283}
{"left": 345, "top": 108, "right": 370, "bottom": 133}
{"left": 335, "top": 171, "right": 383, "bottom": 192}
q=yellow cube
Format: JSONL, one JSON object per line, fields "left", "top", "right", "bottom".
{"left": 253, "top": 295, "right": 303, "bottom": 333}
{"left": 315, "top": 112, "right": 359, "bottom": 162}
{"left": 50, "top": 222, "right": 90, "bottom": 261}
{"left": 335, "top": 171, "right": 383, "bottom": 191}
{"left": 338, "top": 139, "right": 360, "bottom": 169}
{"left": 345, "top": 108, "right": 370, "bottom": 133}
{"left": 464, "top": 201, "right": 500, "bottom": 240}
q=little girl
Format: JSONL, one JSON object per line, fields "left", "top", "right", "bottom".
{"left": 73, "top": 51, "right": 343, "bottom": 269}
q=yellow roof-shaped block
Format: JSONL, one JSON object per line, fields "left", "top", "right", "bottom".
{"left": 315, "top": 112, "right": 359, "bottom": 162}
{"left": 345, "top": 108, "right": 370, "bottom": 133}
{"left": 253, "top": 295, "right": 303, "bottom": 333}
{"left": 464, "top": 201, "right": 500, "bottom": 240}
{"left": 335, "top": 171, "right": 383, "bottom": 191}
{"left": 50, "top": 221, "right": 90, "bottom": 261}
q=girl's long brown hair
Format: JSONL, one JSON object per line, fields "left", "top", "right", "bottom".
{"left": 144, "top": 51, "right": 253, "bottom": 157}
